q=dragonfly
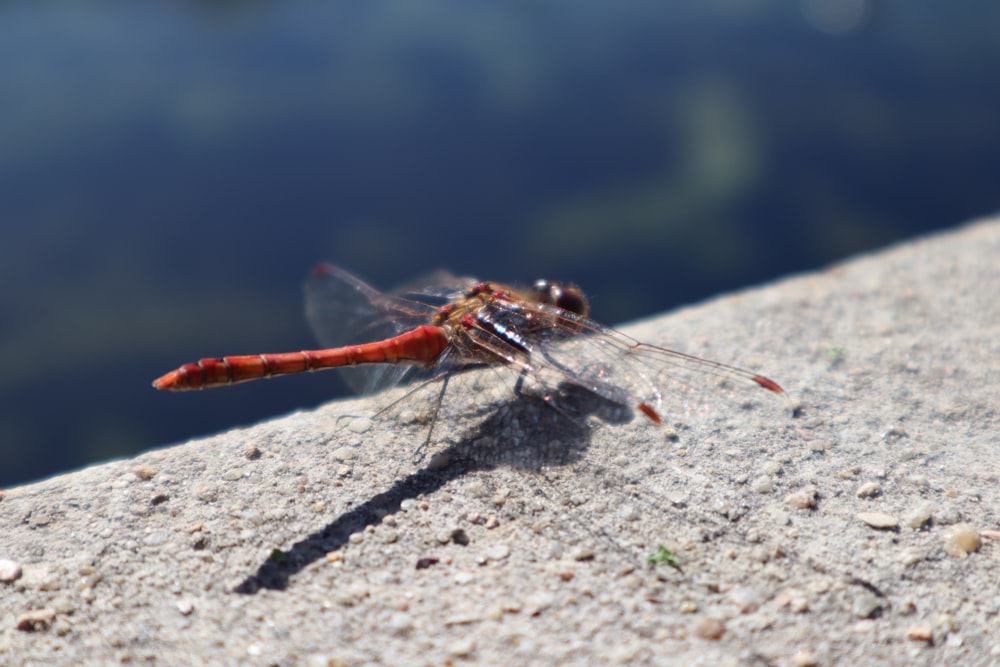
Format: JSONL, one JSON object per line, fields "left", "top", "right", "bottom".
{"left": 153, "top": 265, "right": 783, "bottom": 432}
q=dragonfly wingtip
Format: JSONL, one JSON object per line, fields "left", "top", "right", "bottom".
{"left": 309, "top": 262, "right": 334, "bottom": 277}
{"left": 752, "top": 375, "right": 784, "bottom": 393}
{"left": 638, "top": 402, "right": 663, "bottom": 423}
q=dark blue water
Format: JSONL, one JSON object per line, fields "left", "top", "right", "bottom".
{"left": 3, "top": 1, "right": 999, "bottom": 486}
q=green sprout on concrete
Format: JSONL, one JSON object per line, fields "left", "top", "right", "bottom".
{"left": 646, "top": 544, "right": 681, "bottom": 569}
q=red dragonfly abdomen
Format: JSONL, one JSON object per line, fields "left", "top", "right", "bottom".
{"left": 153, "top": 324, "right": 449, "bottom": 391}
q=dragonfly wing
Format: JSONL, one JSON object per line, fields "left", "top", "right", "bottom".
{"left": 304, "top": 264, "right": 443, "bottom": 395}
{"left": 472, "top": 299, "right": 782, "bottom": 426}
{"left": 537, "top": 318, "right": 781, "bottom": 425}
{"left": 390, "top": 269, "right": 476, "bottom": 302}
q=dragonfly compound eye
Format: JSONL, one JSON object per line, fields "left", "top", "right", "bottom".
{"left": 534, "top": 280, "right": 589, "bottom": 317}
{"left": 554, "top": 285, "right": 588, "bottom": 317}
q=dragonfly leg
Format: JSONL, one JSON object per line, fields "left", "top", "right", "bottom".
{"left": 412, "top": 374, "right": 451, "bottom": 464}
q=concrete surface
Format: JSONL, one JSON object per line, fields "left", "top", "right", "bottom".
{"left": 2, "top": 218, "right": 999, "bottom": 666}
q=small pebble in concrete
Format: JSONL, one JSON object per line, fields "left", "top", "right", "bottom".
{"left": 464, "top": 480, "right": 489, "bottom": 498}
{"left": 790, "top": 649, "right": 819, "bottom": 667}
{"left": 16, "top": 608, "right": 56, "bottom": 632}
{"left": 0, "top": 559, "right": 22, "bottom": 582}
{"left": 415, "top": 556, "right": 439, "bottom": 570}
{"left": 905, "top": 506, "right": 934, "bottom": 531}
{"left": 427, "top": 450, "right": 454, "bottom": 471}
{"left": 839, "top": 466, "right": 860, "bottom": 479}
{"left": 906, "top": 625, "right": 934, "bottom": 643}
{"left": 447, "top": 638, "right": 475, "bottom": 657}
{"left": 135, "top": 465, "right": 156, "bottom": 480}
{"left": 347, "top": 417, "right": 372, "bottom": 433}
{"left": 852, "top": 591, "right": 884, "bottom": 619}
{"left": 399, "top": 499, "right": 417, "bottom": 512}
{"left": 855, "top": 481, "right": 881, "bottom": 498}
{"left": 857, "top": 512, "right": 898, "bottom": 530}
{"left": 333, "top": 447, "right": 356, "bottom": 462}
{"left": 692, "top": 616, "right": 726, "bottom": 640}
{"left": 785, "top": 489, "right": 817, "bottom": 509}
{"left": 943, "top": 524, "right": 981, "bottom": 557}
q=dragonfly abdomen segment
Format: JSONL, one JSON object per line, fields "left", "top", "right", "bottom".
{"left": 153, "top": 324, "right": 450, "bottom": 391}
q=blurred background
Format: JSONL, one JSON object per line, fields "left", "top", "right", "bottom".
{"left": 3, "top": 0, "right": 1000, "bottom": 486}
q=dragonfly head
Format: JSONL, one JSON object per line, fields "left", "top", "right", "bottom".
{"left": 531, "top": 280, "right": 589, "bottom": 318}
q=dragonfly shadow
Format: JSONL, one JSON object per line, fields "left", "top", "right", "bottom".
{"left": 233, "top": 385, "right": 632, "bottom": 594}
{"left": 447, "top": 381, "right": 634, "bottom": 472}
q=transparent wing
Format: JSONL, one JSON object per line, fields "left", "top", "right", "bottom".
{"left": 303, "top": 264, "right": 472, "bottom": 394}
{"left": 467, "top": 299, "right": 783, "bottom": 427}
